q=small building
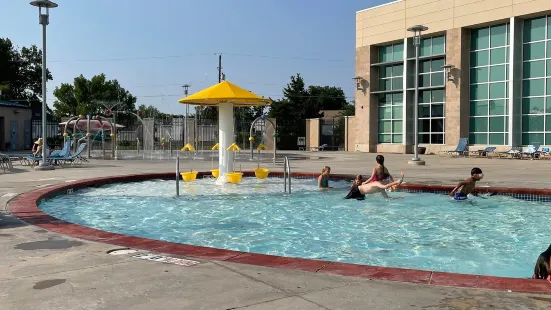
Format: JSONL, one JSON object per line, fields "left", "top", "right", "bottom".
{"left": 0, "top": 100, "right": 33, "bottom": 151}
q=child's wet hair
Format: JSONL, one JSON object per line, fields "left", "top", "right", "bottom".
{"left": 471, "top": 167, "right": 483, "bottom": 175}
{"left": 322, "top": 166, "right": 331, "bottom": 173}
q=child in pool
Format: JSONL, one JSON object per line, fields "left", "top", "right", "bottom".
{"left": 345, "top": 175, "right": 365, "bottom": 200}
{"left": 449, "top": 167, "right": 484, "bottom": 200}
{"left": 318, "top": 166, "right": 332, "bottom": 189}
{"left": 358, "top": 171, "right": 404, "bottom": 198}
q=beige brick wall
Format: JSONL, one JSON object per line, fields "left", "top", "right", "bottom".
{"left": 344, "top": 116, "right": 357, "bottom": 152}
{"left": 354, "top": 46, "right": 377, "bottom": 152}
{"left": 305, "top": 119, "right": 320, "bottom": 150}
{"left": 0, "top": 107, "right": 33, "bottom": 151}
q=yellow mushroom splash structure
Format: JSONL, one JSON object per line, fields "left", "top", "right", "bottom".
{"left": 225, "top": 143, "right": 243, "bottom": 184}
{"left": 180, "top": 143, "right": 197, "bottom": 182}
{"left": 254, "top": 143, "right": 270, "bottom": 179}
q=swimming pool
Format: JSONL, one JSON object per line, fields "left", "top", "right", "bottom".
{"left": 38, "top": 177, "right": 551, "bottom": 278}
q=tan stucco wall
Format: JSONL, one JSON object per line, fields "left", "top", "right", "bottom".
{"left": 357, "top": 0, "right": 551, "bottom": 48}
{"left": 305, "top": 119, "right": 320, "bottom": 150}
{"left": 0, "top": 107, "right": 32, "bottom": 150}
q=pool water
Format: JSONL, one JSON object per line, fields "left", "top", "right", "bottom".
{"left": 39, "top": 178, "right": 551, "bottom": 278}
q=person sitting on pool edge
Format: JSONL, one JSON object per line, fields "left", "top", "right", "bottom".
{"left": 358, "top": 171, "right": 404, "bottom": 198}
{"left": 318, "top": 166, "right": 332, "bottom": 189}
{"left": 449, "top": 167, "right": 484, "bottom": 200}
{"left": 345, "top": 175, "right": 365, "bottom": 200}
{"left": 533, "top": 244, "right": 551, "bottom": 281}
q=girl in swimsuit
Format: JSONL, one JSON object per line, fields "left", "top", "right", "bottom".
{"left": 318, "top": 166, "right": 332, "bottom": 189}
{"left": 358, "top": 171, "right": 404, "bottom": 198}
{"left": 363, "top": 155, "right": 394, "bottom": 186}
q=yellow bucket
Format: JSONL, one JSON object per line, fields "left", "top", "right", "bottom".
{"left": 210, "top": 169, "right": 220, "bottom": 178}
{"left": 180, "top": 171, "right": 198, "bottom": 182}
{"left": 226, "top": 172, "right": 243, "bottom": 184}
{"left": 254, "top": 168, "right": 270, "bottom": 179}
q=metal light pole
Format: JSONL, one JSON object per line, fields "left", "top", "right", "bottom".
{"left": 31, "top": 0, "right": 57, "bottom": 170}
{"left": 181, "top": 84, "right": 190, "bottom": 144}
{"left": 407, "top": 25, "right": 428, "bottom": 166}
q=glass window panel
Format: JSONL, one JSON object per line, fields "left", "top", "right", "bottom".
{"left": 471, "top": 67, "right": 488, "bottom": 84}
{"left": 490, "top": 24, "right": 507, "bottom": 47}
{"left": 523, "top": 60, "right": 545, "bottom": 78}
{"left": 489, "top": 82, "right": 506, "bottom": 99}
{"left": 523, "top": 79, "right": 545, "bottom": 97}
{"left": 469, "top": 133, "right": 488, "bottom": 145}
{"left": 431, "top": 119, "right": 444, "bottom": 132}
{"left": 420, "top": 74, "right": 431, "bottom": 87}
{"left": 419, "top": 134, "right": 430, "bottom": 143}
{"left": 393, "top": 93, "right": 403, "bottom": 103}
{"left": 385, "top": 66, "right": 393, "bottom": 77}
{"left": 431, "top": 104, "right": 444, "bottom": 117}
{"left": 420, "top": 38, "right": 431, "bottom": 56}
{"left": 431, "top": 134, "right": 444, "bottom": 144}
{"left": 419, "top": 105, "right": 431, "bottom": 118}
{"left": 490, "top": 48, "right": 507, "bottom": 64}
{"left": 547, "top": 134, "right": 551, "bottom": 145}
{"left": 489, "top": 133, "right": 505, "bottom": 145}
{"left": 522, "top": 115, "right": 544, "bottom": 131}
{"left": 392, "top": 65, "right": 403, "bottom": 77}
{"left": 490, "top": 65, "right": 506, "bottom": 82}
{"left": 431, "top": 72, "right": 444, "bottom": 86}
{"left": 431, "top": 89, "right": 445, "bottom": 102}
{"left": 392, "top": 106, "right": 403, "bottom": 119}
{"left": 489, "top": 99, "right": 506, "bottom": 115}
{"left": 471, "top": 50, "right": 489, "bottom": 67}
{"left": 489, "top": 116, "right": 505, "bottom": 132}
{"left": 379, "top": 120, "right": 392, "bottom": 133}
{"left": 523, "top": 42, "right": 546, "bottom": 61}
{"left": 378, "top": 134, "right": 391, "bottom": 143}
{"left": 522, "top": 133, "right": 544, "bottom": 145}
{"left": 432, "top": 36, "right": 445, "bottom": 54}
{"left": 524, "top": 17, "right": 546, "bottom": 42}
{"left": 546, "top": 115, "right": 551, "bottom": 131}
{"left": 378, "top": 107, "right": 392, "bottom": 119}
{"left": 420, "top": 60, "right": 431, "bottom": 73}
{"left": 470, "top": 117, "right": 488, "bottom": 132}
{"left": 392, "top": 120, "right": 402, "bottom": 132}
{"left": 419, "top": 119, "right": 430, "bottom": 132}
{"left": 392, "top": 134, "right": 402, "bottom": 144}
{"left": 431, "top": 58, "right": 445, "bottom": 71}
{"left": 471, "top": 84, "right": 488, "bottom": 100}
{"left": 548, "top": 41, "right": 551, "bottom": 57}
{"left": 392, "top": 77, "right": 403, "bottom": 90}
{"left": 547, "top": 97, "right": 551, "bottom": 113}
{"left": 549, "top": 16, "right": 551, "bottom": 39}
{"left": 393, "top": 44, "right": 404, "bottom": 61}
{"left": 547, "top": 60, "right": 551, "bottom": 76}
{"left": 472, "top": 28, "right": 489, "bottom": 50}
{"left": 379, "top": 46, "right": 389, "bottom": 62}
{"left": 523, "top": 97, "right": 545, "bottom": 114}
{"left": 419, "top": 90, "right": 431, "bottom": 103}
{"left": 547, "top": 78, "right": 551, "bottom": 96}
{"left": 381, "top": 79, "right": 392, "bottom": 91}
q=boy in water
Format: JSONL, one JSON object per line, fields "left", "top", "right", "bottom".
{"left": 449, "top": 167, "right": 484, "bottom": 200}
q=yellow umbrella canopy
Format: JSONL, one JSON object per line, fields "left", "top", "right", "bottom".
{"left": 178, "top": 81, "right": 272, "bottom": 107}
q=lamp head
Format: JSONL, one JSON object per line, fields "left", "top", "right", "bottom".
{"left": 442, "top": 64, "right": 456, "bottom": 82}
{"left": 30, "top": 0, "right": 58, "bottom": 8}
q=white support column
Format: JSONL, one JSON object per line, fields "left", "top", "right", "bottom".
{"left": 402, "top": 38, "right": 408, "bottom": 146}
{"left": 508, "top": 17, "right": 515, "bottom": 146}
{"left": 218, "top": 102, "right": 234, "bottom": 182}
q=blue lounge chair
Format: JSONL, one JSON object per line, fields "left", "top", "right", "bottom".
{"left": 467, "top": 146, "right": 496, "bottom": 157}
{"left": 520, "top": 143, "right": 541, "bottom": 159}
{"left": 49, "top": 141, "right": 72, "bottom": 158}
{"left": 438, "top": 138, "right": 468, "bottom": 157}
{"left": 491, "top": 146, "right": 522, "bottom": 159}
{"left": 57, "top": 143, "right": 87, "bottom": 166}
{"left": 541, "top": 147, "right": 550, "bottom": 160}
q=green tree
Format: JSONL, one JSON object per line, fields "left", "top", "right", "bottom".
{"left": 52, "top": 74, "right": 137, "bottom": 119}
{"left": 0, "top": 38, "right": 53, "bottom": 112}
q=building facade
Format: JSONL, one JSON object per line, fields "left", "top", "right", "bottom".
{"left": 352, "top": 0, "right": 551, "bottom": 154}
{"left": 0, "top": 101, "right": 33, "bottom": 151}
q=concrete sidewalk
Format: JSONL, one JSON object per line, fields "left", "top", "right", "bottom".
{"left": 1, "top": 152, "right": 551, "bottom": 309}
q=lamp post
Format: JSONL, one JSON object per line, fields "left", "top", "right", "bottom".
{"left": 181, "top": 84, "right": 190, "bottom": 144}
{"left": 30, "top": 0, "right": 57, "bottom": 170}
{"left": 407, "top": 25, "right": 428, "bottom": 166}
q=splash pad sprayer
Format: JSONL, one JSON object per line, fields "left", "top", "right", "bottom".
{"left": 210, "top": 143, "right": 220, "bottom": 178}
{"left": 225, "top": 143, "right": 243, "bottom": 184}
{"left": 249, "top": 114, "right": 277, "bottom": 163}
{"left": 180, "top": 143, "right": 197, "bottom": 182}
{"left": 249, "top": 136, "right": 270, "bottom": 179}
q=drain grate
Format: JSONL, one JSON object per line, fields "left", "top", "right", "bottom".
{"left": 107, "top": 248, "right": 200, "bottom": 266}
{"left": 108, "top": 248, "right": 139, "bottom": 255}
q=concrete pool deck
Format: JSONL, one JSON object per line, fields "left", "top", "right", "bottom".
{"left": 2, "top": 152, "right": 551, "bottom": 309}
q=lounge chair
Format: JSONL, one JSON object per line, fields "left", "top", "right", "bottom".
{"left": 307, "top": 144, "right": 328, "bottom": 152}
{"left": 540, "top": 147, "right": 550, "bottom": 160}
{"left": 490, "top": 146, "right": 522, "bottom": 159}
{"left": 520, "top": 143, "right": 541, "bottom": 160}
{"left": 0, "top": 153, "right": 13, "bottom": 172}
{"left": 466, "top": 146, "right": 496, "bottom": 158}
{"left": 56, "top": 143, "right": 87, "bottom": 166}
{"left": 438, "top": 138, "right": 468, "bottom": 157}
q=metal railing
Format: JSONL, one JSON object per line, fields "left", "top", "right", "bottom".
{"left": 283, "top": 156, "right": 291, "bottom": 194}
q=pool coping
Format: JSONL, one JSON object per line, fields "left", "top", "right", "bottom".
{"left": 7, "top": 171, "right": 551, "bottom": 295}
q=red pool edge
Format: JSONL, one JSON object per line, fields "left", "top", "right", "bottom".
{"left": 7, "top": 171, "right": 551, "bottom": 295}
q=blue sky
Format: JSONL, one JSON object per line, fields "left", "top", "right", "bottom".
{"left": 1, "top": 0, "right": 390, "bottom": 114}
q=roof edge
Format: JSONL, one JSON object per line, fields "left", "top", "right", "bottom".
{"left": 356, "top": 0, "right": 403, "bottom": 14}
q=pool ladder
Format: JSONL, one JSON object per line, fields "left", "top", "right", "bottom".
{"left": 283, "top": 156, "right": 291, "bottom": 194}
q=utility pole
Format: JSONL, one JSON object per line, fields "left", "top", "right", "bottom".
{"left": 181, "top": 84, "right": 190, "bottom": 144}
{"left": 218, "top": 54, "right": 222, "bottom": 83}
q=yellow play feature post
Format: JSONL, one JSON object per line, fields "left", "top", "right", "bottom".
{"left": 254, "top": 143, "right": 270, "bottom": 179}
{"left": 225, "top": 143, "right": 243, "bottom": 184}
{"left": 180, "top": 143, "right": 197, "bottom": 182}
{"left": 210, "top": 143, "right": 220, "bottom": 178}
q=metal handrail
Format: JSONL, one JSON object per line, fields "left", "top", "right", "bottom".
{"left": 283, "top": 156, "right": 291, "bottom": 194}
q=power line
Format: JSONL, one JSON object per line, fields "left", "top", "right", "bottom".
{"left": 48, "top": 52, "right": 347, "bottom": 64}
{"left": 46, "top": 93, "right": 355, "bottom": 102}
